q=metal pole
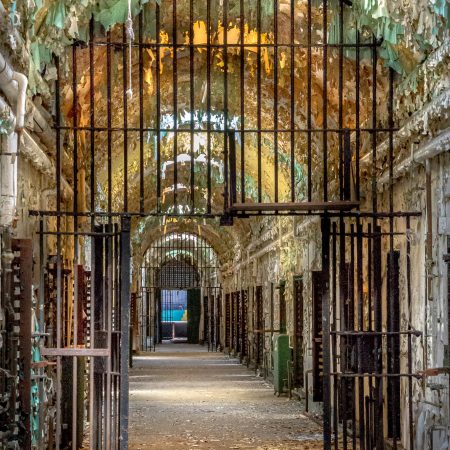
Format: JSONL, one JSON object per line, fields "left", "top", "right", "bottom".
{"left": 321, "top": 216, "right": 331, "bottom": 449}
{"left": 119, "top": 216, "right": 131, "bottom": 450}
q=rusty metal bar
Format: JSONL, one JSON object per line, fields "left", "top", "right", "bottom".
{"left": 257, "top": 0, "right": 262, "bottom": 203}
{"left": 406, "top": 216, "right": 414, "bottom": 449}
{"left": 88, "top": 19, "right": 96, "bottom": 433}
{"left": 107, "top": 31, "right": 112, "bottom": 215}
{"left": 189, "top": 0, "right": 195, "bottom": 212}
{"left": 331, "top": 222, "right": 338, "bottom": 449}
{"left": 290, "top": 0, "right": 295, "bottom": 202}
{"left": 123, "top": 24, "right": 129, "bottom": 212}
{"left": 321, "top": 216, "right": 331, "bottom": 449}
{"left": 85, "top": 41, "right": 379, "bottom": 50}
{"left": 138, "top": 11, "right": 144, "bottom": 213}
{"left": 357, "top": 221, "right": 365, "bottom": 449}
{"left": 307, "top": 0, "right": 312, "bottom": 202}
{"left": 322, "top": 0, "right": 328, "bottom": 202}
{"left": 206, "top": 0, "right": 212, "bottom": 213}
{"left": 240, "top": 0, "right": 245, "bottom": 203}
{"left": 119, "top": 216, "right": 131, "bottom": 449}
{"left": 54, "top": 55, "right": 62, "bottom": 450}
{"left": 230, "top": 201, "right": 359, "bottom": 212}
{"left": 273, "top": 0, "right": 279, "bottom": 203}
{"left": 41, "top": 348, "right": 110, "bottom": 357}
{"left": 71, "top": 41, "right": 79, "bottom": 450}
{"left": 156, "top": 3, "right": 161, "bottom": 212}
{"left": 229, "top": 132, "right": 237, "bottom": 205}
{"left": 172, "top": 0, "right": 178, "bottom": 210}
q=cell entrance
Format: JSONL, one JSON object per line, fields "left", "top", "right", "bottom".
{"left": 160, "top": 290, "right": 188, "bottom": 341}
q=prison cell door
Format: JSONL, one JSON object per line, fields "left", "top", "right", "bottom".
{"left": 140, "top": 287, "right": 158, "bottom": 352}
{"left": 38, "top": 218, "right": 131, "bottom": 450}
{"left": 293, "top": 277, "right": 304, "bottom": 389}
{"left": 187, "top": 288, "right": 201, "bottom": 344}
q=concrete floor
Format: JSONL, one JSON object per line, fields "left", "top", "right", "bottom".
{"left": 129, "top": 343, "right": 323, "bottom": 449}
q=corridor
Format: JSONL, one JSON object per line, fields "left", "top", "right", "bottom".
{"left": 129, "top": 344, "right": 322, "bottom": 449}
{"left": 1, "top": 1, "right": 449, "bottom": 448}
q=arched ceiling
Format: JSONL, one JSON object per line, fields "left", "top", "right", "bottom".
{"left": 59, "top": 0, "right": 389, "bottom": 218}
{"left": 134, "top": 216, "right": 251, "bottom": 264}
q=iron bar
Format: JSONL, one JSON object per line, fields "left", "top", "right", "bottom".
{"left": 240, "top": 0, "right": 245, "bottom": 204}
{"left": 206, "top": 0, "right": 212, "bottom": 213}
{"left": 189, "top": 0, "right": 195, "bottom": 212}
{"left": 257, "top": 0, "right": 262, "bottom": 204}
{"left": 273, "top": 0, "right": 278, "bottom": 203}
{"left": 223, "top": 0, "right": 229, "bottom": 211}
{"left": 54, "top": 55, "right": 62, "bottom": 450}
{"left": 41, "top": 348, "right": 110, "bottom": 357}
{"left": 321, "top": 216, "right": 331, "bottom": 449}
{"left": 290, "top": 0, "right": 295, "bottom": 202}
{"left": 38, "top": 220, "right": 45, "bottom": 450}
{"left": 331, "top": 222, "right": 338, "bottom": 449}
{"left": 119, "top": 217, "right": 131, "bottom": 450}
{"left": 322, "top": 0, "right": 328, "bottom": 202}
{"left": 230, "top": 201, "right": 359, "bottom": 212}
{"left": 31, "top": 209, "right": 421, "bottom": 217}
{"left": 172, "top": 0, "right": 178, "bottom": 210}
{"left": 156, "top": 3, "right": 161, "bottom": 212}
{"left": 54, "top": 125, "right": 399, "bottom": 133}
{"left": 107, "top": 31, "right": 112, "bottom": 215}
{"left": 71, "top": 40, "right": 79, "bottom": 449}
{"left": 355, "top": 29, "right": 361, "bottom": 200}
{"left": 85, "top": 41, "right": 381, "bottom": 50}
{"left": 406, "top": 216, "right": 414, "bottom": 449}
{"left": 139, "top": 11, "right": 144, "bottom": 213}
{"left": 84, "top": 41, "right": 380, "bottom": 49}
{"left": 123, "top": 24, "right": 129, "bottom": 212}
{"left": 357, "top": 221, "right": 365, "bottom": 449}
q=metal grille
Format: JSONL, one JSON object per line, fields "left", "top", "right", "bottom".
{"left": 31, "top": 0, "right": 396, "bottom": 221}
{"left": 35, "top": 219, "right": 131, "bottom": 449}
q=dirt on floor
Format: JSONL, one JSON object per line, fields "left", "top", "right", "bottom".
{"left": 129, "top": 343, "right": 323, "bottom": 450}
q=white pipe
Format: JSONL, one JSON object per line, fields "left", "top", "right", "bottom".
{"left": 0, "top": 51, "right": 27, "bottom": 133}
{"left": 0, "top": 51, "right": 54, "bottom": 149}
{"left": 0, "top": 132, "right": 18, "bottom": 228}
{"left": 0, "top": 96, "right": 17, "bottom": 228}
{"left": 11, "top": 72, "right": 26, "bottom": 131}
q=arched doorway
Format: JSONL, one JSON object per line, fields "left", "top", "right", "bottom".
{"left": 139, "top": 232, "right": 219, "bottom": 350}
